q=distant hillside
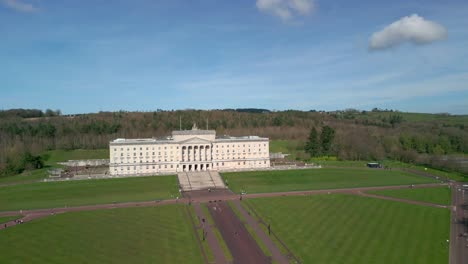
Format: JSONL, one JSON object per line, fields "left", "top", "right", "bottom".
{"left": 0, "top": 108, "right": 467, "bottom": 176}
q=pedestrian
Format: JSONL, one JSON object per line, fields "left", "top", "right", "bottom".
{"left": 4, "top": 224, "right": 6, "bottom": 228}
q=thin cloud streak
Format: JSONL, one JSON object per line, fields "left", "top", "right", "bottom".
{"left": 256, "top": 0, "right": 315, "bottom": 20}
{"left": 1, "top": 0, "right": 39, "bottom": 13}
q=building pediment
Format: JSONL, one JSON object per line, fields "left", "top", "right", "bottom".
{"left": 178, "top": 137, "right": 212, "bottom": 145}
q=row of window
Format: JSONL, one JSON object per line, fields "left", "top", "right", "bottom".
{"left": 113, "top": 143, "right": 268, "bottom": 153}
{"left": 113, "top": 160, "right": 268, "bottom": 171}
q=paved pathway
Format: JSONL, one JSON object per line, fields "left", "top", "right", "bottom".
{"left": 207, "top": 201, "right": 269, "bottom": 264}
{"left": 449, "top": 183, "right": 468, "bottom": 264}
{"left": 192, "top": 203, "right": 228, "bottom": 264}
{"left": 231, "top": 200, "right": 289, "bottom": 264}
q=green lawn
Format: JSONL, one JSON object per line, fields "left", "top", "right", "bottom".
{"left": 0, "top": 149, "right": 110, "bottom": 185}
{"left": 0, "top": 205, "right": 204, "bottom": 264}
{"left": 367, "top": 186, "right": 452, "bottom": 205}
{"left": 222, "top": 168, "right": 437, "bottom": 194}
{"left": 269, "top": 140, "right": 306, "bottom": 160}
{"left": 0, "top": 215, "right": 21, "bottom": 223}
{"left": 246, "top": 194, "right": 449, "bottom": 264}
{"left": 0, "top": 168, "right": 49, "bottom": 185}
{"left": 0, "top": 175, "right": 179, "bottom": 211}
{"left": 43, "top": 149, "right": 109, "bottom": 167}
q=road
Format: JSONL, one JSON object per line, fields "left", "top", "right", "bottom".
{"left": 449, "top": 183, "right": 468, "bottom": 264}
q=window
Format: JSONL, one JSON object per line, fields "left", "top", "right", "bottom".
{"left": 121, "top": 153, "right": 123, "bottom": 157}
{"left": 114, "top": 148, "right": 117, "bottom": 151}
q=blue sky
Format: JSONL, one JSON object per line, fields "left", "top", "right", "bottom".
{"left": 1, "top": 0, "right": 467, "bottom": 114}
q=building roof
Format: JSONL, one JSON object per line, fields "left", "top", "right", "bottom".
{"left": 110, "top": 129, "right": 268, "bottom": 145}
{"left": 172, "top": 130, "right": 216, "bottom": 136}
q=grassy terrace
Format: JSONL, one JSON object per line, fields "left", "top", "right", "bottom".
{"left": 0, "top": 149, "right": 110, "bottom": 185}
{"left": 246, "top": 194, "right": 450, "bottom": 264}
{"left": 367, "top": 186, "right": 452, "bottom": 205}
{"left": 222, "top": 168, "right": 437, "bottom": 194}
{"left": 0, "top": 175, "right": 179, "bottom": 211}
{"left": 43, "top": 149, "right": 109, "bottom": 167}
{"left": 0, "top": 205, "right": 204, "bottom": 264}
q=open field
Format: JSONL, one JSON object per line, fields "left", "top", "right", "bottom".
{"left": 0, "top": 205, "right": 204, "bottom": 264}
{"left": 246, "top": 194, "right": 450, "bottom": 264}
{"left": 222, "top": 168, "right": 438, "bottom": 194}
{"left": 269, "top": 140, "right": 306, "bottom": 160}
{"left": 308, "top": 159, "right": 467, "bottom": 181}
{"left": 0, "top": 168, "right": 49, "bottom": 185}
{"left": 43, "top": 149, "right": 109, "bottom": 167}
{"left": 0, "top": 175, "right": 179, "bottom": 211}
{"left": 367, "top": 186, "right": 452, "bottom": 205}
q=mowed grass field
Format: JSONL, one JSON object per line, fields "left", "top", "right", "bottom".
{"left": 0, "top": 205, "right": 204, "bottom": 264}
{"left": 222, "top": 168, "right": 437, "bottom": 194}
{"left": 43, "top": 149, "right": 109, "bottom": 167}
{"left": 0, "top": 175, "right": 179, "bottom": 211}
{"left": 367, "top": 186, "right": 452, "bottom": 205}
{"left": 246, "top": 194, "right": 450, "bottom": 264}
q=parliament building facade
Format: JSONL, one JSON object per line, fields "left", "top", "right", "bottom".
{"left": 109, "top": 126, "right": 270, "bottom": 176}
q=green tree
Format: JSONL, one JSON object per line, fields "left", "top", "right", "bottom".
{"left": 320, "top": 126, "right": 335, "bottom": 155}
{"left": 305, "top": 127, "right": 320, "bottom": 157}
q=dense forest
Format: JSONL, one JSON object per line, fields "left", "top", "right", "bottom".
{"left": 0, "top": 108, "right": 467, "bottom": 176}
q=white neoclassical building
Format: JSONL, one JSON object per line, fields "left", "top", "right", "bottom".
{"left": 109, "top": 125, "right": 270, "bottom": 176}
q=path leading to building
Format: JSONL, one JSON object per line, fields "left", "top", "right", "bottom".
{"left": 207, "top": 201, "right": 269, "bottom": 264}
{"left": 191, "top": 203, "right": 228, "bottom": 264}
{"left": 231, "top": 200, "right": 290, "bottom": 264}
{"left": 449, "top": 182, "right": 468, "bottom": 264}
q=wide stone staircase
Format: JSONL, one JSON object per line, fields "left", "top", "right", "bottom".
{"left": 177, "top": 171, "right": 226, "bottom": 191}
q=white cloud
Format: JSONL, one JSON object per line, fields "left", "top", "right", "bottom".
{"left": 1, "top": 0, "right": 39, "bottom": 13}
{"left": 369, "top": 14, "right": 447, "bottom": 50}
{"left": 256, "top": 0, "right": 315, "bottom": 20}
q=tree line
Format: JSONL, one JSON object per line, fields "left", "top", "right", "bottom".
{"left": 0, "top": 108, "right": 467, "bottom": 176}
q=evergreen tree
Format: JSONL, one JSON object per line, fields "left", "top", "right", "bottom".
{"left": 320, "top": 126, "right": 335, "bottom": 155}
{"left": 305, "top": 127, "right": 320, "bottom": 157}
